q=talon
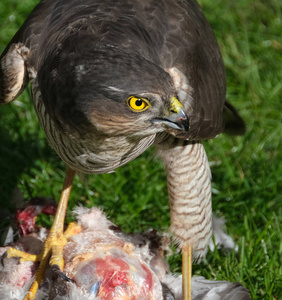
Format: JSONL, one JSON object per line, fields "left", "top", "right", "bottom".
{"left": 1, "top": 251, "right": 7, "bottom": 267}
{"left": 52, "top": 264, "right": 75, "bottom": 283}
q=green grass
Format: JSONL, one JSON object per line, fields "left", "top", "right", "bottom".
{"left": 0, "top": 0, "right": 281, "bottom": 299}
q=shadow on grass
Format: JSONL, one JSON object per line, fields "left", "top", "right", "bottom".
{"left": 0, "top": 105, "right": 54, "bottom": 213}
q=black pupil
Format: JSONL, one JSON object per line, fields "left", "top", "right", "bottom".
{"left": 135, "top": 99, "right": 143, "bottom": 106}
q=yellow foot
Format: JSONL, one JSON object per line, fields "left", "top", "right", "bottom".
{"left": 7, "top": 222, "right": 81, "bottom": 300}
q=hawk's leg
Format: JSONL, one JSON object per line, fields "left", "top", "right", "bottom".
{"left": 7, "top": 167, "right": 79, "bottom": 300}
{"left": 158, "top": 140, "right": 212, "bottom": 300}
{"left": 182, "top": 245, "right": 192, "bottom": 299}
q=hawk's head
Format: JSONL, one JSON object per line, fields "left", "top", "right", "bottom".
{"left": 39, "top": 45, "right": 190, "bottom": 139}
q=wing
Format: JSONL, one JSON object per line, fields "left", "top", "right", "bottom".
{"left": 157, "top": 0, "right": 226, "bottom": 140}
{"left": 0, "top": 0, "right": 57, "bottom": 104}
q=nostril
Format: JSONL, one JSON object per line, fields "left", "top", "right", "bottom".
{"left": 170, "top": 108, "right": 178, "bottom": 114}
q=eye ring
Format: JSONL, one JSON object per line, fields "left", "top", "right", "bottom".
{"left": 127, "top": 96, "right": 150, "bottom": 112}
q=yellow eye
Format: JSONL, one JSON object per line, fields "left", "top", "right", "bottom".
{"left": 127, "top": 96, "right": 150, "bottom": 112}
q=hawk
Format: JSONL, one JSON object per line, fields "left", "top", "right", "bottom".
{"left": 0, "top": 0, "right": 245, "bottom": 299}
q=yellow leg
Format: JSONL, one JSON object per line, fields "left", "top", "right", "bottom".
{"left": 8, "top": 166, "right": 76, "bottom": 300}
{"left": 182, "top": 245, "right": 192, "bottom": 300}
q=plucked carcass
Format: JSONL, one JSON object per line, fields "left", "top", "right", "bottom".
{"left": 0, "top": 204, "right": 250, "bottom": 299}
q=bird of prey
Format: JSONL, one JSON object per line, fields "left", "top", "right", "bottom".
{"left": 0, "top": 0, "right": 245, "bottom": 299}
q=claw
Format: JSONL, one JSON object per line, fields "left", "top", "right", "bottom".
{"left": 52, "top": 264, "right": 75, "bottom": 283}
{"left": 1, "top": 251, "right": 7, "bottom": 267}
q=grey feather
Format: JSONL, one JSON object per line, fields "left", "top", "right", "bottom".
{"left": 163, "top": 275, "right": 251, "bottom": 300}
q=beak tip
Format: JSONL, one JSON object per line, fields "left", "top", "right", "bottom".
{"left": 166, "top": 107, "right": 190, "bottom": 131}
{"left": 151, "top": 115, "right": 190, "bottom": 132}
{"left": 152, "top": 98, "right": 190, "bottom": 132}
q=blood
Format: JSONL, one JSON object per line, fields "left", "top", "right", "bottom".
{"left": 95, "top": 256, "right": 130, "bottom": 300}
{"left": 141, "top": 264, "right": 153, "bottom": 292}
{"left": 16, "top": 199, "right": 57, "bottom": 236}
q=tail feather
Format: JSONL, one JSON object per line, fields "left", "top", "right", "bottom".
{"left": 223, "top": 100, "right": 246, "bottom": 136}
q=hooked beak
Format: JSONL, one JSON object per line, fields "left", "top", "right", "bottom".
{"left": 152, "top": 97, "right": 190, "bottom": 132}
